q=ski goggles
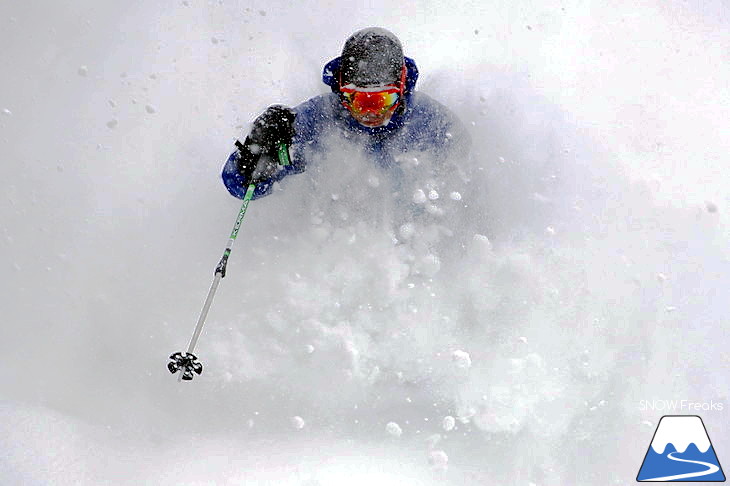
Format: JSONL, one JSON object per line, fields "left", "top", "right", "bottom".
{"left": 339, "top": 84, "right": 402, "bottom": 115}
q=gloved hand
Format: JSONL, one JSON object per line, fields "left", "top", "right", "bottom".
{"left": 235, "top": 105, "right": 296, "bottom": 183}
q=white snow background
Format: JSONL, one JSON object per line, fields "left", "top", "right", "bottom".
{"left": 1, "top": 1, "right": 729, "bottom": 484}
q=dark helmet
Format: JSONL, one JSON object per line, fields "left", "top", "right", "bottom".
{"left": 340, "top": 27, "right": 405, "bottom": 87}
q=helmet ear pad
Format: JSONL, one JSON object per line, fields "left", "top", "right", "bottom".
{"left": 330, "top": 65, "right": 341, "bottom": 93}
{"left": 322, "top": 57, "right": 343, "bottom": 94}
{"left": 393, "top": 64, "right": 407, "bottom": 115}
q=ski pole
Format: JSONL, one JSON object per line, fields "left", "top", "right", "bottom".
{"left": 167, "top": 183, "right": 255, "bottom": 381}
{"left": 167, "top": 142, "right": 291, "bottom": 381}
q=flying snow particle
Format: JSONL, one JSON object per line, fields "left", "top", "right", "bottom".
{"left": 428, "top": 450, "right": 449, "bottom": 469}
{"left": 78, "top": 65, "right": 88, "bottom": 76}
{"left": 291, "top": 416, "right": 305, "bottom": 429}
{"left": 546, "top": 226, "right": 556, "bottom": 235}
{"left": 473, "top": 234, "right": 492, "bottom": 251}
{"left": 452, "top": 350, "right": 472, "bottom": 369}
{"left": 706, "top": 201, "right": 718, "bottom": 213}
{"left": 426, "top": 204, "right": 444, "bottom": 216}
{"left": 442, "top": 416, "right": 456, "bottom": 431}
{"left": 656, "top": 273, "right": 667, "bottom": 282}
{"left": 106, "top": 119, "right": 118, "bottom": 129}
{"left": 386, "top": 422, "right": 403, "bottom": 437}
{"left": 449, "top": 191, "right": 462, "bottom": 201}
{"left": 258, "top": 9, "right": 267, "bottom": 15}
{"left": 413, "top": 189, "right": 427, "bottom": 204}
{"left": 304, "top": 344, "right": 315, "bottom": 354}
{"left": 399, "top": 223, "right": 415, "bottom": 240}
{"left": 367, "top": 174, "right": 380, "bottom": 187}
{"left": 428, "top": 190, "right": 439, "bottom": 200}
{"left": 211, "top": 37, "right": 219, "bottom": 44}
{"left": 145, "top": 104, "right": 156, "bottom": 114}
{"left": 2, "top": 108, "right": 11, "bottom": 116}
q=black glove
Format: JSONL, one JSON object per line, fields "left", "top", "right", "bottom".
{"left": 235, "top": 105, "right": 296, "bottom": 183}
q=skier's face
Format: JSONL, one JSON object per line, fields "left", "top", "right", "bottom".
{"left": 340, "top": 84, "right": 401, "bottom": 127}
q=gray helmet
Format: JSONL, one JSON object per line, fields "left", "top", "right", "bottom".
{"left": 340, "top": 27, "right": 404, "bottom": 87}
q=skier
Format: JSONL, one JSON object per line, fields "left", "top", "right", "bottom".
{"left": 222, "top": 27, "right": 470, "bottom": 200}
{"left": 170, "top": 27, "right": 473, "bottom": 381}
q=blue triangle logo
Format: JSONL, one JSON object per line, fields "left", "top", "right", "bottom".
{"left": 637, "top": 415, "right": 725, "bottom": 482}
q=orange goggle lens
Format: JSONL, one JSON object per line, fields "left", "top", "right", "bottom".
{"left": 340, "top": 87, "right": 401, "bottom": 115}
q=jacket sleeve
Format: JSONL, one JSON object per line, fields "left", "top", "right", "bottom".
{"left": 221, "top": 149, "right": 304, "bottom": 200}
{"left": 221, "top": 97, "right": 324, "bottom": 200}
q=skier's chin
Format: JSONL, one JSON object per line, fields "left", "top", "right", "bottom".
{"left": 353, "top": 113, "right": 392, "bottom": 127}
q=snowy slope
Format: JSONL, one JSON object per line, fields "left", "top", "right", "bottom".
{"left": 1, "top": 1, "right": 729, "bottom": 485}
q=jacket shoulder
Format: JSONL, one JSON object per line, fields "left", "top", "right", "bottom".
{"left": 293, "top": 93, "right": 339, "bottom": 117}
{"left": 408, "top": 92, "right": 457, "bottom": 122}
{"left": 405, "top": 92, "right": 471, "bottom": 154}
{"left": 291, "top": 94, "right": 340, "bottom": 139}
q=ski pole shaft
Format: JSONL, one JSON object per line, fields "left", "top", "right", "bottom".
{"left": 185, "top": 182, "right": 256, "bottom": 354}
{"left": 185, "top": 274, "right": 222, "bottom": 355}
{"left": 170, "top": 182, "right": 256, "bottom": 381}
{"left": 178, "top": 274, "right": 221, "bottom": 382}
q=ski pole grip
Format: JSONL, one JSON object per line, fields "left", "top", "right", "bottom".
{"left": 277, "top": 142, "right": 291, "bottom": 166}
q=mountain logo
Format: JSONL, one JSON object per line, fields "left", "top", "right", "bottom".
{"left": 637, "top": 415, "right": 725, "bottom": 482}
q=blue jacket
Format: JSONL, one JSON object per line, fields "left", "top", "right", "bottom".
{"left": 222, "top": 56, "right": 470, "bottom": 199}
